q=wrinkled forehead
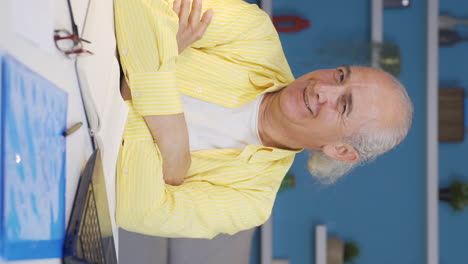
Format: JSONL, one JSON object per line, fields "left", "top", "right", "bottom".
{"left": 347, "top": 66, "right": 396, "bottom": 126}
{"left": 350, "top": 66, "right": 390, "bottom": 85}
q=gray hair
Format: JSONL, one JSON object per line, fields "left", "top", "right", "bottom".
{"left": 307, "top": 71, "right": 413, "bottom": 184}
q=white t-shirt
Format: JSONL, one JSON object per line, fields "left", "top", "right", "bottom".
{"left": 181, "top": 94, "right": 264, "bottom": 151}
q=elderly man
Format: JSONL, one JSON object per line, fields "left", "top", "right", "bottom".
{"left": 114, "top": 0, "right": 413, "bottom": 238}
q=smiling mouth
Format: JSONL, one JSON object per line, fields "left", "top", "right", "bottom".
{"left": 303, "top": 87, "right": 314, "bottom": 115}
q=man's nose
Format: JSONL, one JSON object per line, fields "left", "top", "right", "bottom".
{"left": 316, "top": 83, "right": 341, "bottom": 105}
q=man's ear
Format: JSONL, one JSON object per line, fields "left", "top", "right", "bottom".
{"left": 322, "top": 143, "right": 360, "bottom": 163}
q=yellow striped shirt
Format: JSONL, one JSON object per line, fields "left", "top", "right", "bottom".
{"left": 114, "top": 0, "right": 299, "bottom": 238}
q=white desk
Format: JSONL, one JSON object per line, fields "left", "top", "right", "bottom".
{"left": 0, "top": 0, "right": 124, "bottom": 262}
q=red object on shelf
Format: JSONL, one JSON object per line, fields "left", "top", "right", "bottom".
{"left": 272, "top": 15, "right": 311, "bottom": 33}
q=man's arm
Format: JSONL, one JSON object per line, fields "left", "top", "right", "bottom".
{"left": 116, "top": 145, "right": 293, "bottom": 238}
{"left": 115, "top": 0, "right": 211, "bottom": 185}
{"left": 175, "top": 0, "right": 295, "bottom": 102}
{"left": 117, "top": 178, "right": 273, "bottom": 238}
{"left": 115, "top": 0, "right": 181, "bottom": 115}
{"left": 120, "top": 74, "right": 190, "bottom": 185}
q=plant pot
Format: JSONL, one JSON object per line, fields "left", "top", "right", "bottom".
{"left": 327, "top": 237, "right": 344, "bottom": 264}
{"left": 439, "top": 188, "right": 452, "bottom": 202}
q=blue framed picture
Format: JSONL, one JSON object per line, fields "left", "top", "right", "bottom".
{"left": 0, "top": 54, "right": 68, "bottom": 260}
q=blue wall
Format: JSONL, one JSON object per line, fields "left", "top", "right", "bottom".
{"left": 248, "top": 0, "right": 429, "bottom": 263}
{"left": 438, "top": 1, "right": 468, "bottom": 264}
{"left": 272, "top": 0, "right": 426, "bottom": 263}
{"left": 247, "top": 0, "right": 468, "bottom": 263}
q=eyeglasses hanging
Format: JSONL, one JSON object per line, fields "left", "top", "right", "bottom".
{"left": 54, "top": 0, "right": 93, "bottom": 58}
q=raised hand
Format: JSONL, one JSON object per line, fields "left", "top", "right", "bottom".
{"left": 173, "top": 0, "right": 213, "bottom": 54}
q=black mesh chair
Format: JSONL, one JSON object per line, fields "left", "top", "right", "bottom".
{"left": 62, "top": 149, "right": 117, "bottom": 264}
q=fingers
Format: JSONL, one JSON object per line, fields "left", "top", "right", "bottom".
{"left": 174, "top": 0, "right": 213, "bottom": 53}
{"left": 196, "top": 9, "right": 213, "bottom": 39}
{"left": 188, "top": 0, "right": 202, "bottom": 27}
{"left": 164, "top": 177, "right": 184, "bottom": 186}
{"left": 179, "top": 0, "right": 190, "bottom": 25}
{"left": 172, "top": 0, "right": 181, "bottom": 15}
{"left": 201, "top": 9, "right": 213, "bottom": 25}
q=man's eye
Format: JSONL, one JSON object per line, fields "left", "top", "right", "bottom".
{"left": 337, "top": 69, "right": 345, "bottom": 83}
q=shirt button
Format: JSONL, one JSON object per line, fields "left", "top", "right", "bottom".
{"left": 123, "top": 168, "right": 129, "bottom": 174}
{"left": 122, "top": 49, "right": 128, "bottom": 55}
{"left": 232, "top": 99, "right": 238, "bottom": 104}
{"left": 196, "top": 88, "right": 203, "bottom": 93}
{"left": 133, "top": 93, "right": 140, "bottom": 97}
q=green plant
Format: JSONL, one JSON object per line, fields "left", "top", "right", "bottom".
{"left": 343, "top": 241, "right": 360, "bottom": 263}
{"left": 450, "top": 181, "right": 468, "bottom": 211}
{"left": 279, "top": 172, "right": 295, "bottom": 192}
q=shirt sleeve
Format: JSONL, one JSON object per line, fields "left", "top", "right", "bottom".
{"left": 191, "top": 0, "right": 278, "bottom": 48}
{"left": 114, "top": 0, "right": 183, "bottom": 116}
{"left": 118, "top": 181, "right": 274, "bottom": 239}
{"left": 115, "top": 141, "right": 284, "bottom": 239}
{"left": 175, "top": 0, "right": 295, "bottom": 102}
{"left": 144, "top": 181, "right": 273, "bottom": 238}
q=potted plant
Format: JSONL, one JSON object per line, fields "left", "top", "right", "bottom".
{"left": 439, "top": 180, "right": 468, "bottom": 211}
{"left": 343, "top": 241, "right": 360, "bottom": 263}
{"left": 279, "top": 172, "right": 295, "bottom": 192}
{"left": 327, "top": 237, "right": 360, "bottom": 264}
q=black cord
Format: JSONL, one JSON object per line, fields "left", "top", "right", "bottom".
{"left": 70, "top": 0, "right": 98, "bottom": 150}
{"left": 66, "top": 0, "right": 79, "bottom": 37}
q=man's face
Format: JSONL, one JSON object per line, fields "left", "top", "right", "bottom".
{"left": 276, "top": 66, "right": 398, "bottom": 150}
